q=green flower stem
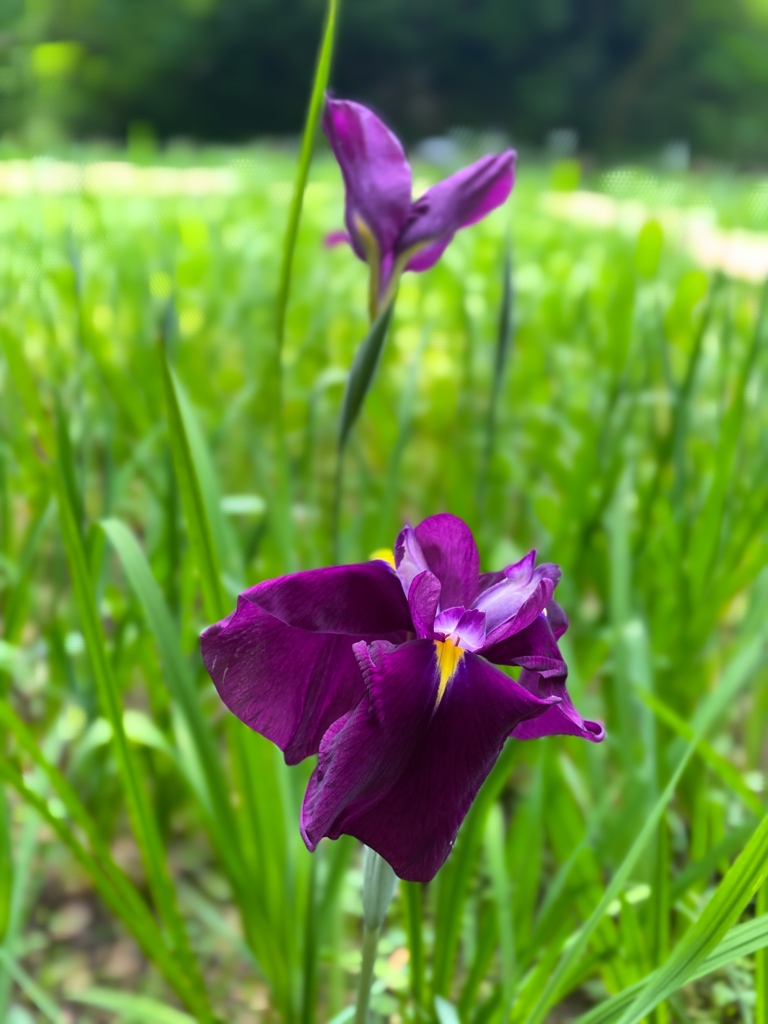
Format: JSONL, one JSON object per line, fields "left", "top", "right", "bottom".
{"left": 354, "top": 924, "right": 381, "bottom": 1024}
{"left": 354, "top": 846, "right": 397, "bottom": 1023}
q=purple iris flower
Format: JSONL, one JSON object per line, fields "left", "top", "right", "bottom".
{"left": 324, "top": 98, "right": 516, "bottom": 319}
{"left": 201, "top": 514, "right": 603, "bottom": 882}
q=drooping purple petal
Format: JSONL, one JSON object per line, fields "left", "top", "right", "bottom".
{"left": 511, "top": 673, "right": 605, "bottom": 742}
{"left": 301, "top": 640, "right": 434, "bottom": 857}
{"left": 482, "top": 603, "right": 564, "bottom": 667}
{"left": 395, "top": 150, "right": 515, "bottom": 272}
{"left": 414, "top": 513, "right": 480, "bottom": 609}
{"left": 546, "top": 597, "right": 569, "bottom": 640}
{"left": 323, "top": 98, "right": 412, "bottom": 264}
{"left": 473, "top": 553, "right": 561, "bottom": 648}
{"left": 484, "top": 612, "right": 604, "bottom": 743}
{"left": 200, "top": 562, "right": 411, "bottom": 765}
{"left": 403, "top": 235, "right": 453, "bottom": 274}
{"left": 301, "top": 638, "right": 559, "bottom": 881}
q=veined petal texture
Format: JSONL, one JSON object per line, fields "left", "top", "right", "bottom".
{"left": 301, "top": 638, "right": 558, "bottom": 881}
{"left": 201, "top": 562, "right": 411, "bottom": 764}
{"left": 323, "top": 98, "right": 412, "bottom": 262}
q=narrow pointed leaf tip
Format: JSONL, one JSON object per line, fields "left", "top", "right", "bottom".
{"left": 323, "top": 96, "right": 515, "bottom": 314}
{"left": 201, "top": 512, "right": 602, "bottom": 881}
{"left": 338, "top": 300, "right": 395, "bottom": 450}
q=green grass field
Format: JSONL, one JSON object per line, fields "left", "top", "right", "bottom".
{"left": 1, "top": 146, "right": 768, "bottom": 1024}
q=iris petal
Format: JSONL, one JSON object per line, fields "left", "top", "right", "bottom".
{"left": 433, "top": 606, "right": 486, "bottom": 652}
{"left": 323, "top": 98, "right": 413, "bottom": 264}
{"left": 395, "top": 524, "right": 430, "bottom": 596}
{"left": 408, "top": 570, "right": 442, "bottom": 638}
{"left": 473, "top": 554, "right": 560, "bottom": 647}
{"left": 484, "top": 612, "right": 604, "bottom": 743}
{"left": 201, "top": 562, "right": 411, "bottom": 764}
{"left": 414, "top": 513, "right": 480, "bottom": 609}
{"left": 301, "top": 639, "right": 558, "bottom": 881}
{"left": 396, "top": 151, "right": 516, "bottom": 272}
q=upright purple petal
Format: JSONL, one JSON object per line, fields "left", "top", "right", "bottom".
{"left": 323, "top": 98, "right": 412, "bottom": 263}
{"left": 408, "top": 570, "right": 442, "bottom": 638}
{"left": 200, "top": 563, "right": 411, "bottom": 765}
{"left": 414, "top": 513, "right": 480, "bottom": 609}
{"left": 301, "top": 639, "right": 558, "bottom": 881}
{"left": 473, "top": 554, "right": 561, "bottom": 648}
{"left": 395, "top": 524, "right": 430, "bottom": 597}
{"left": 484, "top": 612, "right": 604, "bottom": 743}
{"left": 433, "top": 607, "right": 487, "bottom": 652}
{"left": 396, "top": 151, "right": 515, "bottom": 272}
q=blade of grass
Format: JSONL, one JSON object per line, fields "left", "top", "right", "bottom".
{"left": 3, "top": 335, "right": 207, "bottom": 1007}
{"left": 157, "top": 341, "right": 227, "bottom": 623}
{"left": 0, "top": 791, "right": 9, "bottom": 945}
{"left": 157, "top": 343, "right": 301, "bottom": 1018}
{"left": 71, "top": 988, "right": 197, "bottom": 1023}
{"left": 670, "top": 822, "right": 757, "bottom": 903}
{"left": 0, "top": 949, "right": 63, "bottom": 1024}
{"left": 0, "top": 701, "right": 189, "bottom": 948}
{"left": 338, "top": 302, "right": 395, "bottom": 453}
{"left": 0, "top": 328, "right": 57, "bottom": 456}
{"left": 577, "top": 913, "right": 768, "bottom": 1024}
{"left": 635, "top": 274, "right": 721, "bottom": 553}
{"left": 174, "top": 379, "right": 243, "bottom": 587}
{"left": 275, "top": 0, "right": 340, "bottom": 364}
{"left": 458, "top": 900, "right": 497, "bottom": 1020}
{"left": 158, "top": 310, "right": 307, "bottom": 1016}
{"left": 51, "top": 411, "right": 214, "bottom": 1022}
{"left": 100, "top": 517, "right": 240, "bottom": 849}
{"left": 0, "top": 760, "right": 196, "bottom": 1007}
{"left": 402, "top": 881, "right": 425, "bottom": 1017}
{"left": 0, "top": 736, "right": 46, "bottom": 1020}
{"left": 543, "top": 755, "right": 627, "bottom": 995}
{"left": 524, "top": 618, "right": 767, "bottom": 1024}
{"left": 686, "top": 279, "right": 768, "bottom": 601}
{"left": 479, "top": 235, "right": 513, "bottom": 508}
{"left": 432, "top": 741, "right": 518, "bottom": 998}
{"left": 758, "top": 883, "right": 768, "bottom": 1024}
{"left": 1, "top": 499, "right": 54, "bottom": 657}
{"left": 634, "top": 687, "right": 763, "bottom": 816}
{"left": 485, "top": 804, "right": 516, "bottom": 1017}
{"left": 617, "top": 811, "right": 768, "bottom": 1023}
{"left": 333, "top": 301, "right": 394, "bottom": 557}
{"left": 273, "top": 0, "right": 340, "bottom": 571}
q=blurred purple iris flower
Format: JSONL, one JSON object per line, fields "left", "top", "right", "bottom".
{"left": 201, "top": 514, "right": 603, "bottom": 882}
{"left": 324, "top": 98, "right": 516, "bottom": 319}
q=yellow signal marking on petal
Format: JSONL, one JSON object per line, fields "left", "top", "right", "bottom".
{"left": 353, "top": 214, "right": 382, "bottom": 321}
{"left": 370, "top": 547, "right": 395, "bottom": 567}
{"left": 434, "top": 637, "right": 464, "bottom": 707}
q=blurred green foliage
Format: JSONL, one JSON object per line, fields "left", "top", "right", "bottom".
{"left": 4, "top": 0, "right": 768, "bottom": 158}
{"left": 1, "top": 151, "right": 768, "bottom": 1020}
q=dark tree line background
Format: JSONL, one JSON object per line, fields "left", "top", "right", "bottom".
{"left": 4, "top": 0, "right": 768, "bottom": 159}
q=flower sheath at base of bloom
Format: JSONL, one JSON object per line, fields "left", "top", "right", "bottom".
{"left": 201, "top": 513, "right": 603, "bottom": 882}
{"left": 323, "top": 97, "right": 516, "bottom": 317}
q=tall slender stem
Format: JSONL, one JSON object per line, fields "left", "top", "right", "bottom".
{"left": 354, "top": 925, "right": 381, "bottom": 1024}
{"left": 355, "top": 846, "right": 397, "bottom": 1024}
{"left": 331, "top": 443, "right": 345, "bottom": 563}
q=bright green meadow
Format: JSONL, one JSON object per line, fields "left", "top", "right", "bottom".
{"left": 1, "top": 142, "right": 768, "bottom": 1024}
